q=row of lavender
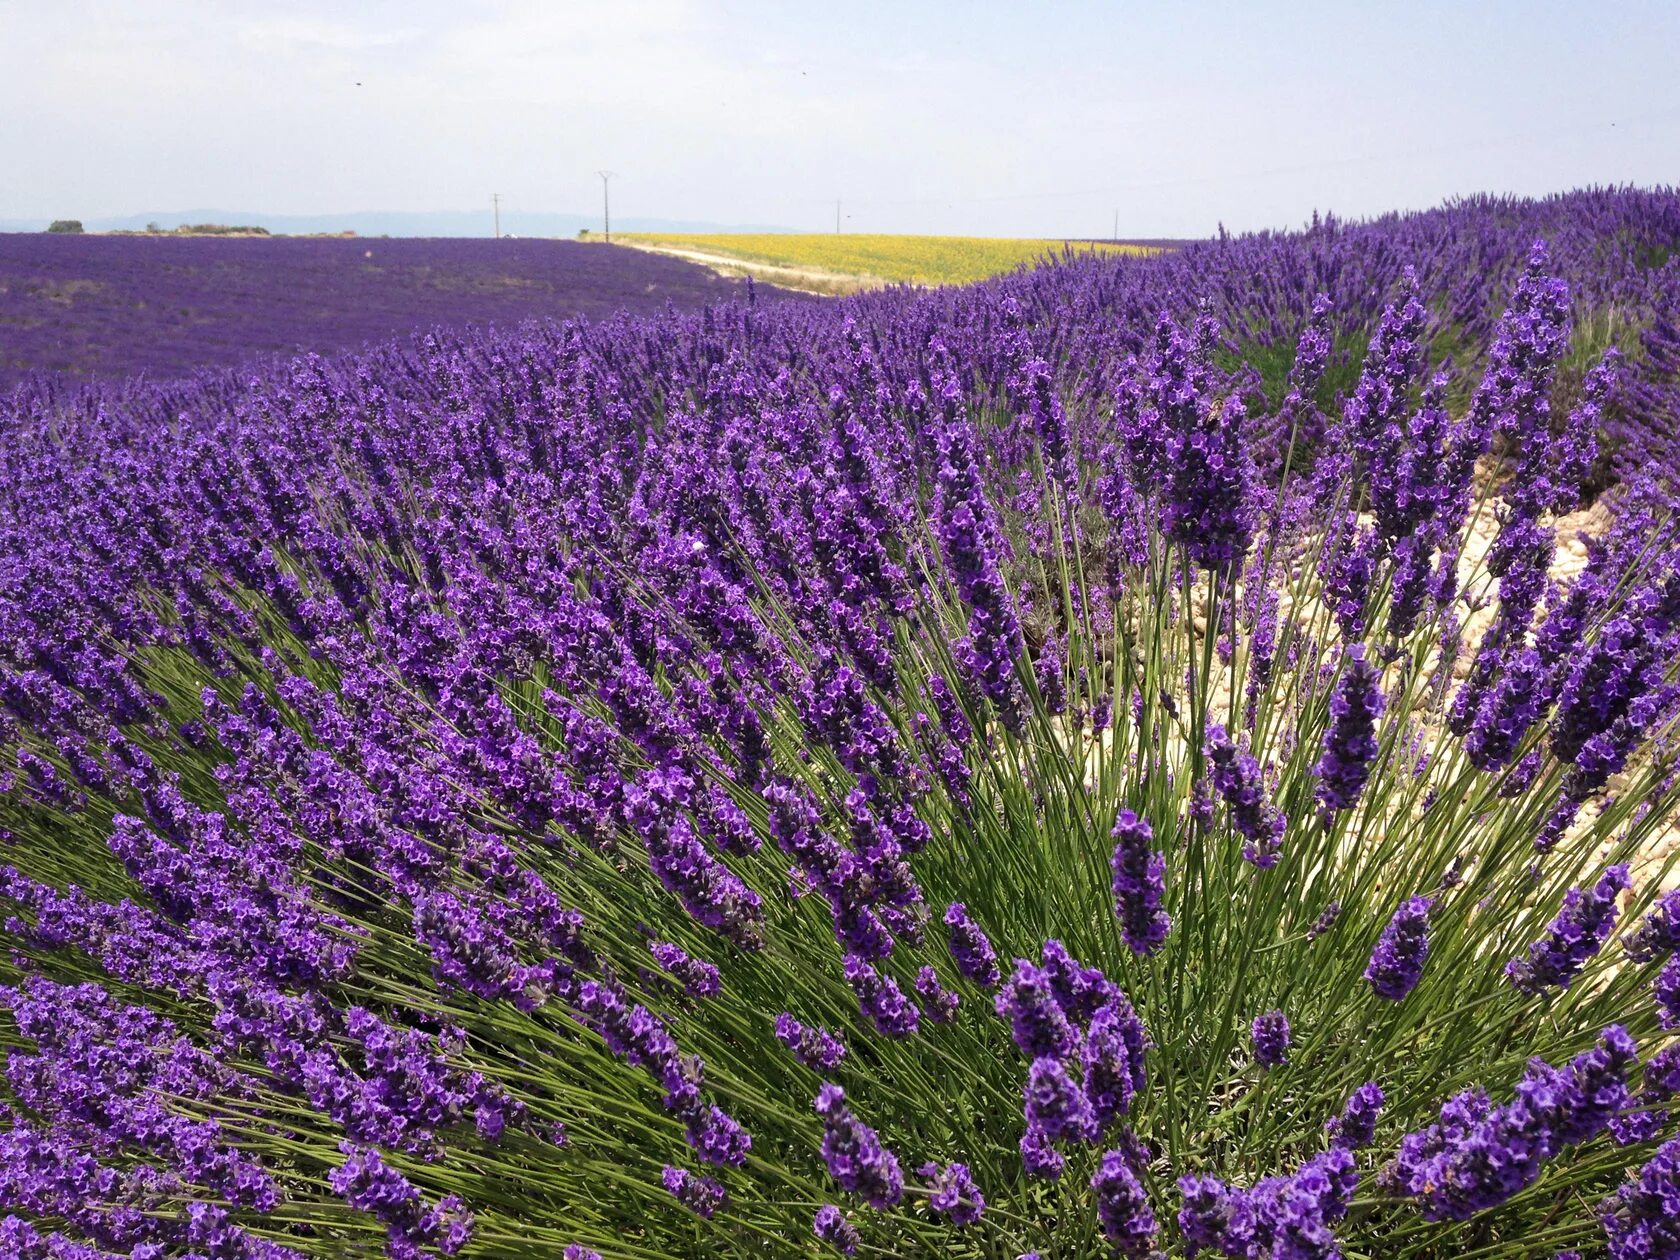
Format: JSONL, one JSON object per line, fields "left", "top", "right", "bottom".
{"left": 1, "top": 188, "right": 1679, "bottom": 1257}
{"left": 0, "top": 235, "right": 791, "bottom": 393}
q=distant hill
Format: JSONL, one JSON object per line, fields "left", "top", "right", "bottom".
{"left": 0, "top": 209, "right": 800, "bottom": 238}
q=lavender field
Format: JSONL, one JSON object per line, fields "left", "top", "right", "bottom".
{"left": 4, "top": 187, "right": 1680, "bottom": 1259}
{"left": 0, "top": 234, "right": 785, "bottom": 392}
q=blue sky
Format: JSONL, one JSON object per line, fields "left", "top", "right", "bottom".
{"left": 4, "top": 0, "right": 1678, "bottom": 237}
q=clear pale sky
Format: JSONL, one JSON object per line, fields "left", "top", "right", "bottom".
{"left": 4, "top": 0, "right": 1678, "bottom": 238}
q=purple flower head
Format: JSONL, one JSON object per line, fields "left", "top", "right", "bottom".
{"left": 1506, "top": 864, "right": 1630, "bottom": 994}
{"left": 842, "top": 954, "right": 920, "bottom": 1039}
{"left": 1091, "top": 1143, "right": 1159, "bottom": 1257}
{"left": 1040, "top": 938, "right": 1115, "bottom": 1026}
{"left": 563, "top": 1248, "right": 603, "bottom": 1260}
{"left": 1163, "top": 390, "right": 1257, "bottom": 575}
{"left": 1024, "top": 1055, "right": 1098, "bottom": 1143}
{"left": 1205, "top": 726, "right": 1286, "bottom": 867}
{"left": 1307, "top": 902, "right": 1342, "bottom": 940}
{"left": 1383, "top": 1025, "right": 1636, "bottom": 1220}
{"left": 774, "top": 1012, "right": 847, "bottom": 1073}
{"left": 1316, "top": 644, "right": 1384, "bottom": 818}
{"left": 813, "top": 1083, "right": 903, "bottom": 1208}
{"left": 1326, "top": 1082, "right": 1386, "bottom": 1150}
{"left": 1366, "top": 895, "right": 1434, "bottom": 1001}
{"left": 934, "top": 401, "right": 1026, "bottom": 732}
{"left": 943, "top": 902, "right": 1001, "bottom": 987}
{"left": 914, "top": 966, "right": 960, "bottom": 1024}
{"left": 996, "top": 959, "right": 1078, "bottom": 1060}
{"left": 1657, "top": 955, "right": 1680, "bottom": 1030}
{"left": 1110, "top": 808, "right": 1171, "bottom": 954}
{"left": 1178, "top": 1148, "right": 1358, "bottom": 1260}
{"left": 1250, "top": 1009, "right": 1290, "bottom": 1067}
{"left": 812, "top": 1204, "right": 860, "bottom": 1255}
{"left": 1019, "top": 1124, "right": 1066, "bottom": 1181}
{"left": 1625, "top": 888, "right": 1680, "bottom": 964}
{"left": 920, "top": 1160, "right": 985, "bottom": 1226}
{"left": 1083, "top": 993, "right": 1150, "bottom": 1128}
{"left": 649, "top": 941, "right": 722, "bottom": 998}
{"left": 1603, "top": 1136, "right": 1680, "bottom": 1260}
{"left": 662, "top": 1165, "right": 726, "bottom": 1219}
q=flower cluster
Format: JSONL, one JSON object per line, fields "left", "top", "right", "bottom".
{"left": 1506, "top": 865, "right": 1630, "bottom": 994}
{"left": 1366, "top": 896, "right": 1434, "bottom": 1002}
{"left": 1179, "top": 1148, "right": 1359, "bottom": 1259}
{"left": 3, "top": 188, "right": 1680, "bottom": 1260}
{"left": 1110, "top": 808, "right": 1171, "bottom": 954}
{"left": 1382, "top": 1026, "right": 1638, "bottom": 1220}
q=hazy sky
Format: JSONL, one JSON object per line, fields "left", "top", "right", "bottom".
{"left": 4, "top": 0, "right": 1678, "bottom": 237}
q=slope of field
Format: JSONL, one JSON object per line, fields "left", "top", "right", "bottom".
{"left": 617, "top": 231, "right": 1156, "bottom": 291}
{"left": 0, "top": 235, "right": 799, "bottom": 391}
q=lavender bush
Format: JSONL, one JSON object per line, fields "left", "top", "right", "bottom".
{"left": 2, "top": 189, "right": 1680, "bottom": 1258}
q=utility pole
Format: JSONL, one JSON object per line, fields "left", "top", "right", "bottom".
{"left": 597, "top": 171, "right": 614, "bottom": 242}
{"left": 492, "top": 193, "right": 501, "bottom": 239}
{"left": 1112, "top": 208, "right": 1118, "bottom": 243}
{"left": 835, "top": 198, "right": 841, "bottom": 235}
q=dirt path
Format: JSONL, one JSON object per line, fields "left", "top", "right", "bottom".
{"left": 612, "top": 240, "right": 874, "bottom": 296}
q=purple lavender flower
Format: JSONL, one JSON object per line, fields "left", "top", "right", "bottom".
{"left": 842, "top": 954, "right": 921, "bottom": 1039}
{"left": 914, "top": 966, "right": 959, "bottom": 1024}
{"left": 1164, "top": 392, "right": 1257, "bottom": 575}
{"left": 1315, "top": 644, "right": 1384, "bottom": 818}
{"left": 1603, "top": 1135, "right": 1680, "bottom": 1260}
{"left": 1657, "top": 955, "right": 1680, "bottom": 1029}
{"left": 920, "top": 1160, "right": 985, "bottom": 1226}
{"left": 1019, "top": 1124, "right": 1065, "bottom": 1181}
{"left": 812, "top": 1204, "right": 860, "bottom": 1255}
{"left": 933, "top": 388, "right": 1027, "bottom": 732}
{"left": 1306, "top": 902, "right": 1342, "bottom": 940}
{"left": 1083, "top": 994, "right": 1150, "bottom": 1129}
{"left": 329, "top": 1143, "right": 473, "bottom": 1257}
{"left": 649, "top": 940, "right": 722, "bottom": 998}
{"left": 943, "top": 902, "right": 1002, "bottom": 987}
{"left": 1178, "top": 1148, "right": 1358, "bottom": 1259}
{"left": 814, "top": 1083, "right": 902, "bottom": 1208}
{"left": 1250, "top": 1009, "right": 1290, "bottom": 1067}
{"left": 662, "top": 1166, "right": 726, "bottom": 1219}
{"left": 1326, "top": 1082, "right": 1385, "bottom": 1150}
{"left": 1366, "top": 896, "right": 1434, "bottom": 1001}
{"left": 563, "top": 1247, "right": 603, "bottom": 1260}
{"left": 1506, "top": 865, "right": 1630, "bottom": 993}
{"left": 996, "top": 959, "right": 1078, "bottom": 1060}
{"left": 1205, "top": 726, "right": 1286, "bottom": 867}
{"left": 774, "top": 1012, "right": 847, "bottom": 1072}
{"left": 1024, "top": 1056, "right": 1097, "bottom": 1143}
{"left": 1625, "top": 888, "right": 1680, "bottom": 963}
{"left": 1040, "top": 938, "right": 1116, "bottom": 1025}
{"left": 1091, "top": 1143, "right": 1159, "bottom": 1257}
{"left": 1110, "top": 808, "right": 1170, "bottom": 954}
{"left": 1383, "top": 1026, "right": 1637, "bottom": 1220}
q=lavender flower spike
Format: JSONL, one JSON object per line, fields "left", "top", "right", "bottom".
{"left": 944, "top": 901, "right": 1002, "bottom": 987}
{"left": 1506, "top": 864, "right": 1630, "bottom": 994}
{"left": 1110, "top": 808, "right": 1171, "bottom": 954}
{"left": 1091, "top": 1143, "right": 1159, "bottom": 1257}
{"left": 1205, "top": 725, "right": 1286, "bottom": 867}
{"left": 813, "top": 1204, "right": 861, "bottom": 1255}
{"left": 1366, "top": 896, "right": 1434, "bottom": 1001}
{"left": 814, "top": 1083, "right": 903, "bottom": 1208}
{"left": 1316, "top": 644, "right": 1384, "bottom": 819}
{"left": 1250, "top": 1009, "right": 1290, "bottom": 1067}
{"left": 1326, "top": 1082, "right": 1385, "bottom": 1150}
